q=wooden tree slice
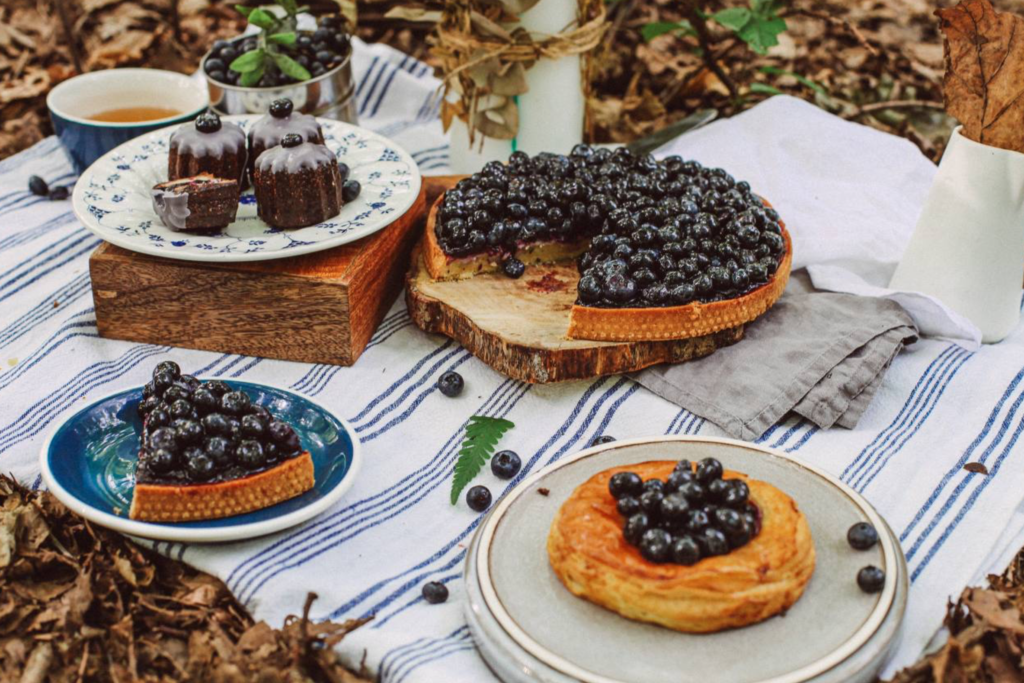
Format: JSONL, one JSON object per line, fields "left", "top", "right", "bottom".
{"left": 406, "top": 244, "right": 745, "bottom": 384}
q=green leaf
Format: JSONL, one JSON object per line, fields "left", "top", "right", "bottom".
{"left": 450, "top": 416, "right": 515, "bottom": 505}
{"left": 247, "top": 7, "right": 278, "bottom": 30}
{"left": 738, "top": 15, "right": 786, "bottom": 55}
{"left": 271, "top": 51, "right": 311, "bottom": 81}
{"left": 268, "top": 31, "right": 297, "bottom": 46}
{"left": 759, "top": 66, "right": 828, "bottom": 97}
{"left": 277, "top": 0, "right": 299, "bottom": 15}
{"left": 230, "top": 48, "right": 266, "bottom": 73}
{"left": 234, "top": 4, "right": 253, "bottom": 17}
{"left": 640, "top": 20, "right": 694, "bottom": 42}
{"left": 239, "top": 62, "right": 265, "bottom": 87}
{"left": 712, "top": 7, "right": 751, "bottom": 31}
{"left": 750, "top": 82, "right": 783, "bottom": 96}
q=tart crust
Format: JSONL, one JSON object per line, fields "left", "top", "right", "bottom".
{"left": 129, "top": 451, "right": 315, "bottom": 522}
{"left": 547, "top": 460, "right": 815, "bottom": 633}
{"left": 422, "top": 192, "right": 792, "bottom": 342}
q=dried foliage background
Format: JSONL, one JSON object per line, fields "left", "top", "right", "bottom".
{"left": 5, "top": 1, "right": 1024, "bottom": 681}
{"left": 0, "top": 476, "right": 371, "bottom": 682}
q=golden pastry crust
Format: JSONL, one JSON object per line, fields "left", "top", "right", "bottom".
{"left": 547, "top": 460, "right": 815, "bottom": 633}
{"left": 567, "top": 229, "right": 791, "bottom": 342}
{"left": 422, "top": 192, "right": 792, "bottom": 342}
{"left": 129, "top": 452, "right": 315, "bottom": 522}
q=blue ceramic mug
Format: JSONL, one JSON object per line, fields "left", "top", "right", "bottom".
{"left": 47, "top": 68, "right": 208, "bottom": 174}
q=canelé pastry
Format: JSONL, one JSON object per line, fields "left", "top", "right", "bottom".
{"left": 547, "top": 458, "right": 815, "bottom": 633}
{"left": 129, "top": 361, "right": 314, "bottom": 522}
{"left": 423, "top": 147, "right": 792, "bottom": 341}
{"left": 247, "top": 98, "right": 325, "bottom": 177}
{"left": 252, "top": 134, "right": 343, "bottom": 229}
{"left": 151, "top": 173, "right": 239, "bottom": 231}
{"left": 168, "top": 113, "right": 248, "bottom": 187}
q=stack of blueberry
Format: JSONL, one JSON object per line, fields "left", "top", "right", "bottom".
{"left": 609, "top": 457, "right": 760, "bottom": 565}
{"left": 136, "top": 362, "right": 303, "bottom": 484}
{"left": 434, "top": 145, "right": 786, "bottom": 305}
{"left": 205, "top": 15, "right": 350, "bottom": 87}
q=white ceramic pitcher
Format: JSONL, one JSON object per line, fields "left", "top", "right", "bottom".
{"left": 889, "top": 126, "right": 1024, "bottom": 343}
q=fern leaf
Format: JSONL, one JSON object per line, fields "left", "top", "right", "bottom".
{"left": 450, "top": 416, "right": 515, "bottom": 505}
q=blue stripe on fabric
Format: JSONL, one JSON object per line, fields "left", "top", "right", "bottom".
{"left": 854, "top": 349, "right": 973, "bottom": 491}
{"left": 911, "top": 405, "right": 1024, "bottom": 581}
{"left": 769, "top": 418, "right": 806, "bottom": 449}
{"left": 842, "top": 345, "right": 960, "bottom": 483}
{"left": 0, "top": 238, "right": 100, "bottom": 304}
{"left": 370, "top": 57, "right": 405, "bottom": 117}
{"left": 903, "top": 365, "right": 1024, "bottom": 564}
{"left": 0, "top": 276, "right": 92, "bottom": 349}
{"left": 0, "top": 137, "right": 61, "bottom": 173}
{"left": 901, "top": 363, "right": 1024, "bottom": 544}
{"left": 665, "top": 408, "right": 686, "bottom": 435}
{"left": 236, "top": 381, "right": 532, "bottom": 606}
{"left": 0, "top": 172, "right": 76, "bottom": 212}
{"left": 343, "top": 382, "right": 641, "bottom": 623}
{"left": 0, "top": 229, "right": 90, "bottom": 284}
{"left": 349, "top": 341, "right": 454, "bottom": 422}
{"left": 359, "top": 61, "right": 393, "bottom": 116}
{"left": 391, "top": 635, "right": 474, "bottom": 683}
{"left": 0, "top": 344, "right": 170, "bottom": 454}
{"left": 0, "top": 320, "right": 100, "bottom": 392}
{"left": 755, "top": 421, "right": 782, "bottom": 443}
{"left": 226, "top": 377, "right": 523, "bottom": 594}
{"left": 412, "top": 145, "right": 448, "bottom": 161}
{"left": 380, "top": 626, "right": 469, "bottom": 683}
{"left": 0, "top": 211, "right": 76, "bottom": 252}
{"left": 355, "top": 56, "right": 380, "bottom": 97}
{"left": 358, "top": 353, "right": 474, "bottom": 442}
{"left": 785, "top": 426, "right": 819, "bottom": 452}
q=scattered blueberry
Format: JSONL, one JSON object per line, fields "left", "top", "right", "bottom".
{"left": 847, "top": 522, "right": 879, "bottom": 550}
{"left": 422, "top": 581, "right": 449, "bottom": 604}
{"left": 48, "top": 186, "right": 69, "bottom": 201}
{"left": 491, "top": 450, "right": 521, "bottom": 479}
{"left": 502, "top": 257, "right": 525, "bottom": 279}
{"left": 437, "top": 370, "right": 464, "bottom": 398}
{"left": 590, "top": 434, "right": 616, "bottom": 446}
{"left": 28, "top": 175, "right": 48, "bottom": 197}
{"left": 342, "top": 180, "right": 361, "bottom": 203}
{"left": 466, "top": 485, "right": 492, "bottom": 512}
{"left": 857, "top": 565, "right": 886, "bottom": 593}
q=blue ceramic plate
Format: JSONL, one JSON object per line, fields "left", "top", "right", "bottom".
{"left": 39, "top": 380, "right": 362, "bottom": 543}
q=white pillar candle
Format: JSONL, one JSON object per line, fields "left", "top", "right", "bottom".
{"left": 447, "top": 95, "right": 514, "bottom": 175}
{"left": 515, "top": 0, "right": 585, "bottom": 156}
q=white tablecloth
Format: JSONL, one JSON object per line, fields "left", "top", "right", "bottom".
{"left": 3, "top": 39, "right": 1024, "bottom": 681}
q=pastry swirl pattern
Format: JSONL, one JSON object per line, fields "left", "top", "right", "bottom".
{"left": 547, "top": 460, "right": 815, "bottom": 632}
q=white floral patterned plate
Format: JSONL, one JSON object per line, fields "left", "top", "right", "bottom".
{"left": 72, "top": 115, "right": 422, "bottom": 262}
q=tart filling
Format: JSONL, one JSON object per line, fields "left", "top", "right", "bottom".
{"left": 130, "top": 361, "right": 315, "bottom": 522}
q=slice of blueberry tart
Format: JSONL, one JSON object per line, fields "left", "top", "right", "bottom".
{"left": 423, "top": 146, "right": 792, "bottom": 342}
{"left": 130, "top": 361, "right": 314, "bottom": 522}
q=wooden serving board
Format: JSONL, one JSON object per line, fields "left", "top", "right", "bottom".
{"left": 405, "top": 251, "right": 745, "bottom": 384}
{"left": 91, "top": 187, "right": 428, "bottom": 366}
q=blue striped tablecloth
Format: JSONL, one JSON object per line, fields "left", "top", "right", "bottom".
{"left": 4, "top": 38, "right": 1024, "bottom": 681}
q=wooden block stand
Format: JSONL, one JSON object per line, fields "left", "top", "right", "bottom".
{"left": 91, "top": 188, "right": 427, "bottom": 366}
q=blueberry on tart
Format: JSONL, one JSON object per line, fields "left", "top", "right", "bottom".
{"left": 130, "top": 361, "right": 314, "bottom": 522}
{"left": 424, "top": 146, "right": 792, "bottom": 342}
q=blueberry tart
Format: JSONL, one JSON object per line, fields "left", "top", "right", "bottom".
{"left": 129, "top": 362, "right": 314, "bottom": 522}
{"left": 547, "top": 459, "right": 815, "bottom": 632}
{"left": 423, "top": 147, "right": 792, "bottom": 342}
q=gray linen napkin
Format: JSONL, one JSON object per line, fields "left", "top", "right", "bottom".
{"left": 633, "top": 274, "right": 918, "bottom": 440}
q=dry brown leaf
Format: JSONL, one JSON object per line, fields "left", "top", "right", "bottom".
{"left": 964, "top": 462, "right": 990, "bottom": 475}
{"left": 938, "top": 0, "right": 1024, "bottom": 152}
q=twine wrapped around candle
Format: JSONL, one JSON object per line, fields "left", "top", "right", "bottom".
{"left": 431, "top": 0, "right": 606, "bottom": 145}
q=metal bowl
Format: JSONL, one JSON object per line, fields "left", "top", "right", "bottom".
{"left": 201, "top": 36, "right": 357, "bottom": 123}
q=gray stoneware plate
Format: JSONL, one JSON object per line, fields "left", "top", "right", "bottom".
{"left": 464, "top": 436, "right": 908, "bottom": 683}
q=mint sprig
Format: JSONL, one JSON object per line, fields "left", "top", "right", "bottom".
{"left": 450, "top": 416, "right": 515, "bottom": 506}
